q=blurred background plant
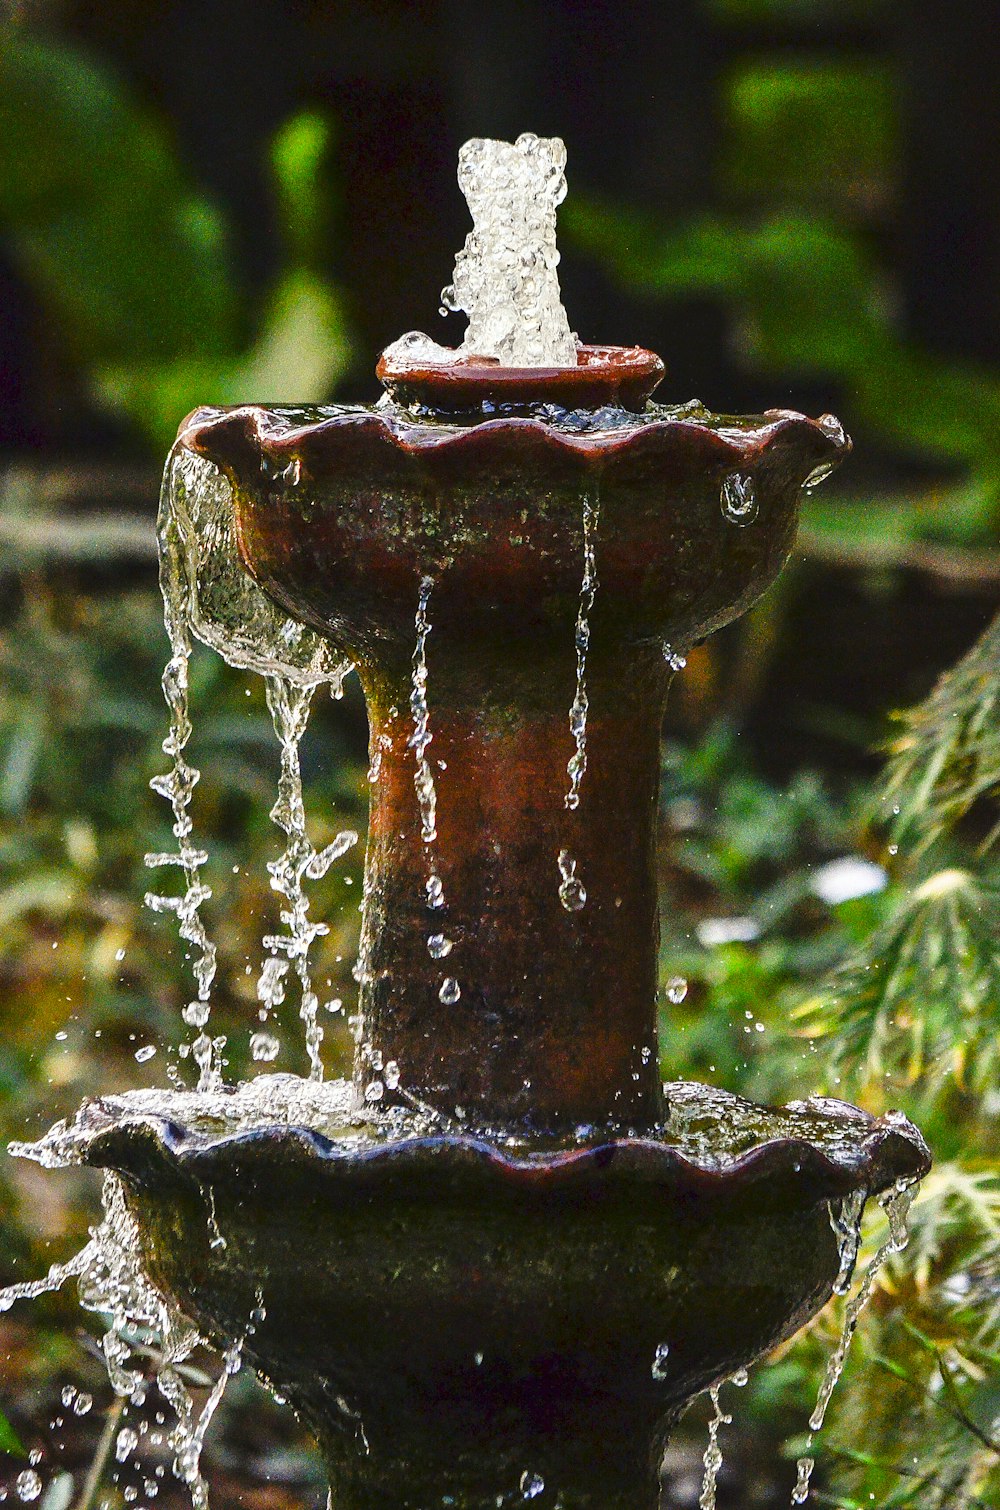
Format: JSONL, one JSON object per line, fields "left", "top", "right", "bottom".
{"left": 0, "top": 1, "right": 998, "bottom": 1508}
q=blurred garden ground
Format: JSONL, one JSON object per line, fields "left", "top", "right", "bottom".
{"left": 1, "top": 1, "right": 999, "bottom": 1507}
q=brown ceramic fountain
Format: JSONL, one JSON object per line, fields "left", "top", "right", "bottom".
{"left": 8, "top": 134, "right": 929, "bottom": 1510}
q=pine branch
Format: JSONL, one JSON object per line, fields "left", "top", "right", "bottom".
{"left": 883, "top": 612, "right": 1000, "bottom": 855}
{"left": 798, "top": 867, "right": 1000, "bottom": 1095}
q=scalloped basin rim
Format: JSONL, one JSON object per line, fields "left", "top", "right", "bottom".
{"left": 176, "top": 400, "right": 851, "bottom": 474}
{"left": 72, "top": 1097, "right": 930, "bottom": 1203}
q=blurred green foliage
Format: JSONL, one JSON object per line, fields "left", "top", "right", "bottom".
{"left": 723, "top": 60, "right": 898, "bottom": 213}
{"left": 0, "top": 26, "right": 351, "bottom": 451}
{"left": 566, "top": 2, "right": 1000, "bottom": 552}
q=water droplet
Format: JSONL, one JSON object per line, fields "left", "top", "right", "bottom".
{"left": 791, "top": 1457, "right": 815, "bottom": 1504}
{"left": 427, "top": 933, "right": 453, "bottom": 959}
{"left": 60, "top": 1386, "right": 76, "bottom": 1408}
{"left": 520, "top": 1472, "right": 545, "bottom": 1500}
{"left": 732, "top": 1367, "right": 749, "bottom": 1387}
{"left": 662, "top": 644, "right": 687, "bottom": 671}
{"left": 250, "top": 1032, "right": 280, "bottom": 1063}
{"left": 802, "top": 460, "right": 835, "bottom": 492}
{"left": 720, "top": 472, "right": 758, "bottom": 526}
{"left": 651, "top": 1342, "right": 670, "bottom": 1380}
{"left": 666, "top": 976, "right": 688, "bottom": 1004}
{"left": 384, "top": 1061, "right": 400, "bottom": 1090}
{"left": 115, "top": 1428, "right": 139, "bottom": 1464}
{"left": 15, "top": 1473, "right": 41, "bottom": 1503}
{"left": 73, "top": 1393, "right": 92, "bottom": 1416}
{"left": 134, "top": 1045, "right": 157, "bottom": 1064}
{"left": 426, "top": 875, "right": 445, "bottom": 909}
{"left": 557, "top": 849, "right": 587, "bottom": 912}
{"left": 439, "top": 977, "right": 461, "bottom": 1005}
{"left": 365, "top": 1079, "right": 384, "bottom": 1102}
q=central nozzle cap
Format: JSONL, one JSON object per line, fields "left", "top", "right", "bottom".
{"left": 376, "top": 341, "right": 666, "bottom": 416}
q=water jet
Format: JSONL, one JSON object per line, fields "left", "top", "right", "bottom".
{"left": 4, "top": 133, "right": 929, "bottom": 1510}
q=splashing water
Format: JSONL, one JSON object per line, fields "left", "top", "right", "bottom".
{"left": 149, "top": 444, "right": 354, "bottom": 1085}
{"left": 262, "top": 676, "right": 358, "bottom": 1079}
{"left": 699, "top": 1384, "right": 733, "bottom": 1510}
{"left": 565, "top": 490, "right": 600, "bottom": 813}
{"left": 0, "top": 1176, "right": 235, "bottom": 1510}
{"left": 791, "top": 1181, "right": 917, "bottom": 1505}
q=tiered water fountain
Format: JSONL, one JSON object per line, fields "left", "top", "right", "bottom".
{"left": 4, "top": 134, "right": 929, "bottom": 1510}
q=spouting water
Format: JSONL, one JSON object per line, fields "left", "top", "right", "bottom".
{"left": 385, "top": 132, "right": 577, "bottom": 368}
{"left": 447, "top": 133, "right": 576, "bottom": 366}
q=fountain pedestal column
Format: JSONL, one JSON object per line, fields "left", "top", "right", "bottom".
{"left": 186, "top": 347, "right": 843, "bottom": 1128}
{"left": 359, "top": 648, "right": 668, "bottom": 1127}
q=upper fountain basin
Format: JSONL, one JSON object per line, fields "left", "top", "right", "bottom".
{"left": 179, "top": 377, "right": 849, "bottom": 682}
{"left": 376, "top": 341, "right": 666, "bottom": 414}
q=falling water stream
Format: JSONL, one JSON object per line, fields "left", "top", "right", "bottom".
{"left": 556, "top": 488, "right": 600, "bottom": 912}
{"left": 260, "top": 675, "right": 358, "bottom": 1078}
{"left": 790, "top": 1181, "right": 917, "bottom": 1506}
{"left": 144, "top": 573, "right": 219, "bottom": 1091}
{"left": 564, "top": 489, "right": 600, "bottom": 814}
{"left": 405, "top": 576, "right": 459, "bottom": 1014}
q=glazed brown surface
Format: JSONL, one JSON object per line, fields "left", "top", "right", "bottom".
{"left": 375, "top": 341, "right": 666, "bottom": 413}
{"left": 181, "top": 376, "right": 848, "bottom": 1128}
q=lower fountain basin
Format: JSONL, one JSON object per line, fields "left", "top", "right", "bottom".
{"left": 31, "top": 1079, "right": 929, "bottom": 1510}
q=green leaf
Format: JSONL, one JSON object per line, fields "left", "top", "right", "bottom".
{"left": 0, "top": 1407, "right": 27, "bottom": 1457}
